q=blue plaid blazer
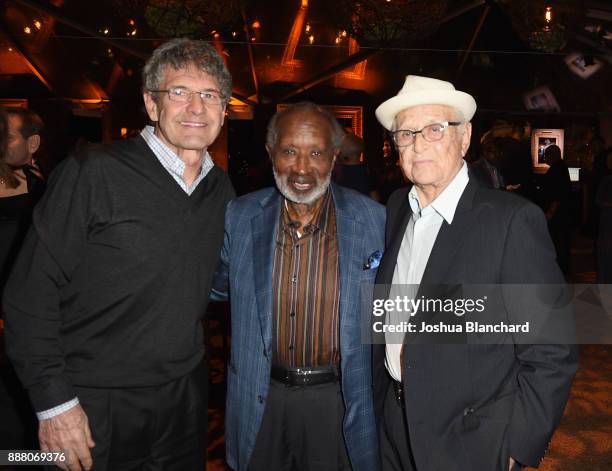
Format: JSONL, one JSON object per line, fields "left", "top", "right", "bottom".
{"left": 213, "top": 183, "right": 385, "bottom": 471}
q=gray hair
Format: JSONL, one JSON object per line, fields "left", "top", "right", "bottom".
{"left": 266, "top": 102, "right": 345, "bottom": 150}
{"left": 142, "top": 38, "right": 232, "bottom": 102}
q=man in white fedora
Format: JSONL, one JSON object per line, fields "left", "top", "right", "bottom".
{"left": 371, "top": 76, "right": 577, "bottom": 471}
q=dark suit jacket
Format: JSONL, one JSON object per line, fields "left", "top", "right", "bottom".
{"left": 373, "top": 176, "right": 578, "bottom": 470}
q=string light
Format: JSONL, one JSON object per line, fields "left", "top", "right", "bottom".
{"left": 545, "top": 6, "right": 552, "bottom": 23}
{"left": 102, "top": 27, "right": 109, "bottom": 35}
{"left": 308, "top": 34, "right": 314, "bottom": 44}
{"left": 23, "top": 26, "right": 32, "bottom": 34}
{"left": 33, "top": 20, "right": 42, "bottom": 30}
{"left": 232, "top": 31, "right": 237, "bottom": 37}
{"left": 130, "top": 29, "right": 137, "bottom": 36}
{"left": 544, "top": 6, "right": 553, "bottom": 32}
{"left": 252, "top": 20, "right": 261, "bottom": 29}
{"left": 128, "top": 19, "right": 135, "bottom": 26}
{"left": 305, "top": 22, "right": 311, "bottom": 34}
{"left": 335, "top": 37, "right": 341, "bottom": 44}
{"left": 213, "top": 33, "right": 220, "bottom": 39}
{"left": 341, "top": 30, "right": 347, "bottom": 37}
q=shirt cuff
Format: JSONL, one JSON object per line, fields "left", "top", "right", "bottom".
{"left": 36, "top": 397, "right": 80, "bottom": 421}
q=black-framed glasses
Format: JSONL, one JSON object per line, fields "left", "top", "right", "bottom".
{"left": 150, "top": 87, "right": 225, "bottom": 105}
{"left": 391, "top": 121, "right": 463, "bottom": 148}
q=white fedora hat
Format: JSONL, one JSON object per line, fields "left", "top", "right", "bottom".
{"left": 375, "top": 75, "right": 477, "bottom": 130}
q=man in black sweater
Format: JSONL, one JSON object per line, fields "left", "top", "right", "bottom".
{"left": 3, "top": 39, "right": 234, "bottom": 471}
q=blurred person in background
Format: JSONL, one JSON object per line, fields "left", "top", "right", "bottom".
{"left": 377, "top": 137, "right": 404, "bottom": 203}
{"left": 0, "top": 107, "right": 46, "bottom": 292}
{"left": 596, "top": 150, "right": 612, "bottom": 283}
{"left": 333, "top": 132, "right": 380, "bottom": 200}
{"left": 542, "top": 145, "right": 572, "bottom": 275}
{"left": 0, "top": 107, "right": 40, "bottom": 452}
{"left": 471, "top": 137, "right": 505, "bottom": 189}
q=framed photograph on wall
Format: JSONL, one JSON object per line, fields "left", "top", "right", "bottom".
{"left": 523, "top": 86, "right": 561, "bottom": 112}
{"left": 277, "top": 104, "right": 363, "bottom": 137}
{"left": 565, "top": 52, "right": 603, "bottom": 79}
{"left": 531, "top": 129, "right": 564, "bottom": 172}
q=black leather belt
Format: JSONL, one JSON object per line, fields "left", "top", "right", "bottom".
{"left": 271, "top": 364, "right": 339, "bottom": 387}
{"left": 392, "top": 379, "right": 405, "bottom": 407}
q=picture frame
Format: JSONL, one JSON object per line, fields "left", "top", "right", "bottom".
{"left": 523, "top": 86, "right": 561, "bottom": 112}
{"left": 564, "top": 52, "right": 603, "bottom": 79}
{"left": 531, "top": 128, "right": 565, "bottom": 172}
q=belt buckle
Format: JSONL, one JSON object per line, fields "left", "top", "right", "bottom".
{"left": 297, "top": 368, "right": 312, "bottom": 385}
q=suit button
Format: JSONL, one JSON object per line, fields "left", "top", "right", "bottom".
{"left": 290, "top": 312, "right": 296, "bottom": 317}
{"left": 257, "top": 395, "right": 264, "bottom": 404}
{"left": 462, "top": 407, "right": 480, "bottom": 431}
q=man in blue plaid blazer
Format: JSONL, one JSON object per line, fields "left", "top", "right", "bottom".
{"left": 213, "top": 102, "right": 385, "bottom": 471}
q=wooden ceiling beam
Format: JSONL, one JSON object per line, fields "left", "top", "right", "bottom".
{"left": 0, "top": 20, "right": 54, "bottom": 91}
{"left": 275, "top": 0, "right": 490, "bottom": 103}
{"left": 241, "top": 5, "right": 260, "bottom": 102}
{"left": 455, "top": 4, "right": 492, "bottom": 80}
{"left": 271, "top": 47, "right": 379, "bottom": 103}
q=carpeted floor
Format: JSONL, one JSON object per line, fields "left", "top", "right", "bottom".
{"left": 529, "top": 345, "right": 612, "bottom": 471}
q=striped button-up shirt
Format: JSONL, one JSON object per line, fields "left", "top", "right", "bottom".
{"left": 140, "top": 125, "right": 214, "bottom": 195}
{"left": 272, "top": 191, "right": 341, "bottom": 368}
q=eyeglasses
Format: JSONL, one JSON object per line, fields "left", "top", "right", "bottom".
{"left": 151, "top": 87, "right": 225, "bottom": 105}
{"left": 391, "top": 121, "right": 463, "bottom": 148}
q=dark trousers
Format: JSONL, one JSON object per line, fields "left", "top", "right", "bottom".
{"left": 380, "top": 381, "right": 416, "bottom": 471}
{"left": 77, "top": 366, "right": 207, "bottom": 471}
{"left": 249, "top": 379, "right": 351, "bottom": 471}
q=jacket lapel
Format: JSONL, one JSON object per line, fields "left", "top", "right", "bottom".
{"left": 419, "top": 179, "right": 478, "bottom": 286}
{"left": 403, "top": 180, "right": 479, "bottom": 345}
{"left": 376, "top": 192, "right": 412, "bottom": 291}
{"left": 252, "top": 191, "right": 282, "bottom": 351}
{"left": 333, "top": 185, "right": 358, "bottom": 321}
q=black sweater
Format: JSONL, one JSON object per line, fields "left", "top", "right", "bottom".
{"left": 3, "top": 136, "right": 234, "bottom": 411}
